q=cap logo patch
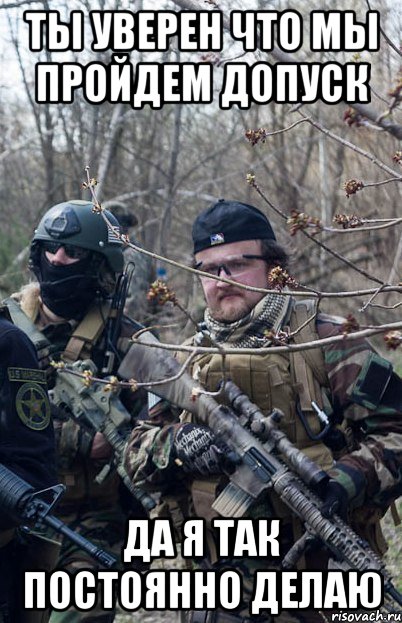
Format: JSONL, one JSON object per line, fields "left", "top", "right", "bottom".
{"left": 210, "top": 233, "right": 225, "bottom": 245}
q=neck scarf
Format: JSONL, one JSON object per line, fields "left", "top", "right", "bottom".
{"left": 196, "top": 292, "right": 292, "bottom": 348}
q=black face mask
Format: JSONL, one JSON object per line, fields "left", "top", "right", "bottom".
{"left": 38, "top": 252, "right": 99, "bottom": 319}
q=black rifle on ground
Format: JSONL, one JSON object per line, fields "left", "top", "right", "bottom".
{"left": 51, "top": 359, "right": 155, "bottom": 512}
{"left": 0, "top": 463, "right": 116, "bottom": 568}
{"left": 119, "top": 332, "right": 402, "bottom": 610}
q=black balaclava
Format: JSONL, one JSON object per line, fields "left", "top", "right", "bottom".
{"left": 38, "top": 250, "right": 100, "bottom": 320}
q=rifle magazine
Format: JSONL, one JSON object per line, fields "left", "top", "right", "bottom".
{"left": 212, "top": 482, "right": 254, "bottom": 518}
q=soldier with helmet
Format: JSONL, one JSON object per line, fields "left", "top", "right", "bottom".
{"left": 7, "top": 200, "right": 148, "bottom": 623}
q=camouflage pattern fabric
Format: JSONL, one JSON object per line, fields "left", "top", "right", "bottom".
{"left": 124, "top": 299, "right": 402, "bottom": 621}
{"left": 126, "top": 306, "right": 402, "bottom": 512}
{"left": 316, "top": 313, "right": 402, "bottom": 511}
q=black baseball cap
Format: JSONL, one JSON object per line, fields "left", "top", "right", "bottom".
{"left": 192, "top": 199, "right": 276, "bottom": 254}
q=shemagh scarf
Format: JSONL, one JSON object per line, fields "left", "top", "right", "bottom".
{"left": 196, "top": 292, "right": 292, "bottom": 349}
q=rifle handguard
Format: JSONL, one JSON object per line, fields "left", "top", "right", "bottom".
{"left": 53, "top": 360, "right": 156, "bottom": 512}
{"left": 224, "top": 380, "right": 329, "bottom": 490}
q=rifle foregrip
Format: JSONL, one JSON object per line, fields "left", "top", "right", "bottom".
{"left": 0, "top": 464, "right": 35, "bottom": 515}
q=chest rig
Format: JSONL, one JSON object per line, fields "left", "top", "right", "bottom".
{"left": 178, "top": 300, "right": 335, "bottom": 524}
{"left": 5, "top": 293, "right": 110, "bottom": 369}
{"left": 190, "top": 300, "right": 334, "bottom": 471}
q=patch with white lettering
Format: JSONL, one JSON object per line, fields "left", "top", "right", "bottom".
{"left": 8, "top": 367, "right": 47, "bottom": 384}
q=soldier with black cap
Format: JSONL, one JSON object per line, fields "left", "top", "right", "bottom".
{"left": 124, "top": 199, "right": 402, "bottom": 622}
{"left": 6, "top": 200, "right": 148, "bottom": 623}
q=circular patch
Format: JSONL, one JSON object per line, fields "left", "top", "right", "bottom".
{"left": 16, "top": 382, "right": 51, "bottom": 430}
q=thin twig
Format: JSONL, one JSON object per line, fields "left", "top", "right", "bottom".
{"left": 298, "top": 113, "right": 400, "bottom": 179}
{"left": 323, "top": 218, "right": 402, "bottom": 234}
{"left": 368, "top": 302, "right": 402, "bottom": 310}
{"left": 251, "top": 179, "right": 385, "bottom": 286}
{"left": 130, "top": 321, "right": 402, "bottom": 357}
{"left": 360, "top": 284, "right": 388, "bottom": 312}
{"left": 363, "top": 177, "right": 402, "bottom": 189}
{"left": 83, "top": 169, "right": 402, "bottom": 302}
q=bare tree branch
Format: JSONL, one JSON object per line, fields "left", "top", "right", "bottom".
{"left": 0, "top": 0, "right": 39, "bottom": 8}
{"left": 131, "top": 321, "right": 402, "bottom": 356}
{"left": 170, "top": 0, "right": 402, "bottom": 139}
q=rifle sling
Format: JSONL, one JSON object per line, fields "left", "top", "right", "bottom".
{"left": 289, "top": 300, "right": 327, "bottom": 388}
{"left": 62, "top": 302, "right": 111, "bottom": 362}
{"left": 4, "top": 297, "right": 51, "bottom": 353}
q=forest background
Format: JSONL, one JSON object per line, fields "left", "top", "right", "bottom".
{"left": 0, "top": 0, "right": 401, "bottom": 619}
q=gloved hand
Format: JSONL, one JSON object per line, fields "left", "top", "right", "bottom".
{"left": 319, "top": 462, "right": 366, "bottom": 519}
{"left": 320, "top": 479, "right": 349, "bottom": 519}
{"left": 173, "top": 423, "right": 238, "bottom": 478}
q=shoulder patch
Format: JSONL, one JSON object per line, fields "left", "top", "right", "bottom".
{"left": 16, "top": 382, "right": 51, "bottom": 430}
{"left": 8, "top": 367, "right": 47, "bottom": 384}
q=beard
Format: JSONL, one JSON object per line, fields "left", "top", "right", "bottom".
{"left": 208, "top": 291, "right": 262, "bottom": 323}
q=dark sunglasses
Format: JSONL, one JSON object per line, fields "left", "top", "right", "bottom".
{"left": 42, "top": 241, "right": 90, "bottom": 260}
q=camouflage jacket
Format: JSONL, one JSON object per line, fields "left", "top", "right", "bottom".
{"left": 124, "top": 303, "right": 402, "bottom": 544}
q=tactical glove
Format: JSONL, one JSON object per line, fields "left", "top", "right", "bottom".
{"left": 173, "top": 423, "right": 238, "bottom": 478}
{"left": 320, "top": 480, "right": 349, "bottom": 519}
{"left": 320, "top": 462, "right": 366, "bottom": 519}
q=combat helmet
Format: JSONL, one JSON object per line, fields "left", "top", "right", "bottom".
{"left": 31, "top": 200, "right": 124, "bottom": 275}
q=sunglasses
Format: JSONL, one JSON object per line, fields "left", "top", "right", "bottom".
{"left": 42, "top": 241, "right": 90, "bottom": 260}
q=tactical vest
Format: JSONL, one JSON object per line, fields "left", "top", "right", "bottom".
{"left": 197, "top": 348, "right": 334, "bottom": 467}
{"left": 176, "top": 300, "right": 390, "bottom": 556}
{"left": 184, "top": 301, "right": 335, "bottom": 520}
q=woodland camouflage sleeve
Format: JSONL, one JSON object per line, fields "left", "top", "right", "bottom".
{"left": 124, "top": 400, "right": 186, "bottom": 491}
{"left": 317, "top": 313, "right": 402, "bottom": 508}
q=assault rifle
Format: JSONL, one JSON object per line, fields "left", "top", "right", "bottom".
{"left": 0, "top": 463, "right": 116, "bottom": 568}
{"left": 118, "top": 332, "right": 402, "bottom": 610}
{"left": 102, "top": 264, "right": 134, "bottom": 375}
{"left": 51, "top": 360, "right": 155, "bottom": 512}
